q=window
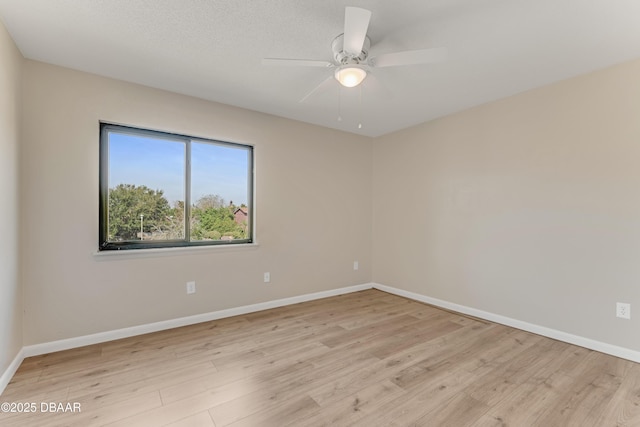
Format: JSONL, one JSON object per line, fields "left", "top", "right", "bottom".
{"left": 99, "top": 123, "right": 253, "bottom": 250}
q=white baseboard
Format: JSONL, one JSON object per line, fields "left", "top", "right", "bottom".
{"left": 22, "top": 283, "right": 374, "bottom": 358}
{"left": 372, "top": 282, "right": 640, "bottom": 364}
{"left": 0, "top": 348, "right": 25, "bottom": 396}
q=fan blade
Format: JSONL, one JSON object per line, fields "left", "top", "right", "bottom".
{"left": 370, "top": 47, "right": 447, "bottom": 68}
{"left": 343, "top": 7, "right": 371, "bottom": 56}
{"left": 299, "top": 75, "right": 335, "bottom": 103}
{"left": 262, "top": 58, "right": 333, "bottom": 68}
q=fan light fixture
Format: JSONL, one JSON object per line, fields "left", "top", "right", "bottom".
{"left": 262, "top": 6, "right": 447, "bottom": 128}
{"left": 335, "top": 65, "right": 367, "bottom": 87}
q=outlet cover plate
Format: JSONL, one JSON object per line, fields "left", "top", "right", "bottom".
{"left": 186, "top": 281, "right": 196, "bottom": 294}
{"left": 616, "top": 302, "right": 631, "bottom": 319}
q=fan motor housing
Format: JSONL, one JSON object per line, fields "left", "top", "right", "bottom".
{"left": 332, "top": 34, "right": 371, "bottom": 65}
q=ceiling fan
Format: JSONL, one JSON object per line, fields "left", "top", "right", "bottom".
{"left": 263, "top": 7, "right": 446, "bottom": 101}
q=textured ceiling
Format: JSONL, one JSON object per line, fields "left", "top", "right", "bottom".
{"left": 1, "top": 0, "right": 640, "bottom": 137}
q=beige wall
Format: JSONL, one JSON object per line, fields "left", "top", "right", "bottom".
{"left": 20, "top": 61, "right": 372, "bottom": 345}
{"left": 373, "top": 58, "right": 640, "bottom": 351}
{"left": 0, "top": 21, "right": 22, "bottom": 374}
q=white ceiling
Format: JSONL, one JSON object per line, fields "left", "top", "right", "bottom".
{"left": 1, "top": 0, "right": 640, "bottom": 137}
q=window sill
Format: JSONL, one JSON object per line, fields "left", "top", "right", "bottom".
{"left": 93, "top": 242, "right": 260, "bottom": 260}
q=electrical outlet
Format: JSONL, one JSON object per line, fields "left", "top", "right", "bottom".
{"left": 616, "top": 302, "right": 630, "bottom": 319}
{"left": 353, "top": 261, "right": 359, "bottom": 270}
{"left": 264, "top": 272, "right": 270, "bottom": 283}
{"left": 186, "top": 281, "right": 196, "bottom": 295}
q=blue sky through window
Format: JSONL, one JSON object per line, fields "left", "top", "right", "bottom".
{"left": 108, "top": 133, "right": 249, "bottom": 206}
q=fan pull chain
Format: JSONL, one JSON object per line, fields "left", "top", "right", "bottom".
{"left": 358, "top": 85, "right": 363, "bottom": 129}
{"left": 338, "top": 86, "right": 343, "bottom": 122}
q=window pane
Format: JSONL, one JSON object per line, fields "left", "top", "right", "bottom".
{"left": 107, "top": 132, "right": 186, "bottom": 242}
{"left": 190, "top": 141, "right": 250, "bottom": 242}
{"left": 99, "top": 123, "right": 253, "bottom": 250}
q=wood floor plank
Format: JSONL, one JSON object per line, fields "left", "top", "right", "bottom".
{"left": 593, "top": 362, "right": 640, "bottom": 426}
{"left": 469, "top": 372, "right": 580, "bottom": 427}
{"left": 291, "top": 380, "right": 406, "bottom": 427}
{"left": 158, "top": 344, "right": 325, "bottom": 406}
{"left": 348, "top": 368, "right": 482, "bottom": 426}
{"left": 319, "top": 314, "right": 423, "bottom": 348}
{"left": 465, "top": 339, "right": 567, "bottom": 407}
{"left": 304, "top": 324, "right": 490, "bottom": 409}
{"left": 208, "top": 354, "right": 381, "bottom": 426}
{"left": 2, "top": 289, "right": 640, "bottom": 427}
{"left": 533, "top": 352, "right": 628, "bottom": 427}
{"left": 223, "top": 395, "right": 320, "bottom": 427}
{"left": 70, "top": 362, "right": 218, "bottom": 409}
{"left": 416, "top": 392, "right": 490, "bottom": 426}
{"left": 164, "top": 411, "right": 216, "bottom": 427}
{"left": 368, "top": 318, "right": 463, "bottom": 359}
{"left": 0, "top": 390, "right": 162, "bottom": 427}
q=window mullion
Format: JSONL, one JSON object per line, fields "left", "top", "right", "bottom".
{"left": 184, "top": 139, "right": 192, "bottom": 242}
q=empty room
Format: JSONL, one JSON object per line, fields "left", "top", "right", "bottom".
{"left": 1, "top": 1, "right": 640, "bottom": 426}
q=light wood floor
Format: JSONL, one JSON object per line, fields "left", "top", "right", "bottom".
{"left": 2, "top": 289, "right": 640, "bottom": 426}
